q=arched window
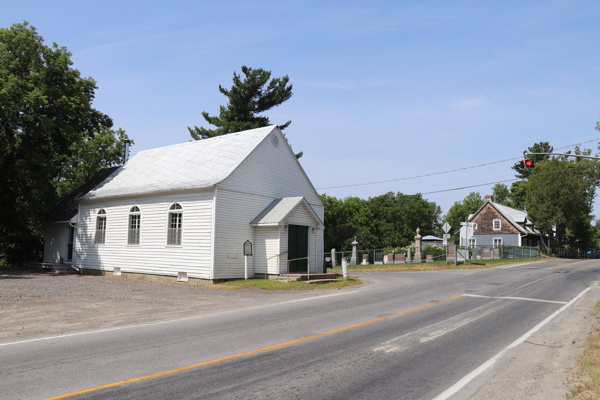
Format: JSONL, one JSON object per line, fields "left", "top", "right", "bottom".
{"left": 95, "top": 209, "right": 107, "bottom": 244}
{"left": 167, "top": 203, "right": 183, "bottom": 245}
{"left": 128, "top": 206, "right": 141, "bottom": 245}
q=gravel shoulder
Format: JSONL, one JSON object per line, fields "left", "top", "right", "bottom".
{"left": 0, "top": 269, "right": 357, "bottom": 343}
{"left": 468, "top": 281, "right": 599, "bottom": 400}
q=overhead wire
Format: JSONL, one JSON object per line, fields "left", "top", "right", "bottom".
{"left": 304, "top": 103, "right": 600, "bottom": 164}
{"left": 316, "top": 137, "right": 600, "bottom": 190}
{"left": 419, "top": 163, "right": 599, "bottom": 195}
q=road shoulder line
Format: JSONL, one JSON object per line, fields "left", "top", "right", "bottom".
{"left": 462, "top": 294, "right": 567, "bottom": 304}
{"left": 432, "top": 286, "right": 590, "bottom": 400}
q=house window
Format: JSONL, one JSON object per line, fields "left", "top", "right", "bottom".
{"left": 472, "top": 223, "right": 477, "bottom": 231}
{"left": 167, "top": 203, "right": 183, "bottom": 245}
{"left": 469, "top": 238, "right": 476, "bottom": 248}
{"left": 493, "top": 238, "right": 503, "bottom": 247}
{"left": 493, "top": 219, "right": 501, "bottom": 230}
{"left": 128, "top": 206, "right": 141, "bottom": 245}
{"left": 95, "top": 209, "right": 107, "bottom": 244}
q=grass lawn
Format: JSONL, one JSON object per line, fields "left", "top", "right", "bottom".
{"left": 568, "top": 301, "right": 600, "bottom": 399}
{"left": 218, "top": 276, "right": 362, "bottom": 290}
{"left": 326, "top": 257, "right": 546, "bottom": 273}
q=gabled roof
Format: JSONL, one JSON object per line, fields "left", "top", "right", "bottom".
{"left": 469, "top": 200, "right": 540, "bottom": 235}
{"left": 54, "top": 166, "right": 121, "bottom": 221}
{"left": 79, "top": 126, "right": 277, "bottom": 200}
{"left": 250, "top": 197, "right": 324, "bottom": 228}
{"left": 422, "top": 235, "right": 443, "bottom": 241}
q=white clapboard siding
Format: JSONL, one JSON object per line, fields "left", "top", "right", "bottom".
{"left": 218, "top": 129, "right": 323, "bottom": 208}
{"left": 77, "top": 189, "right": 213, "bottom": 279}
{"left": 254, "top": 227, "right": 280, "bottom": 275}
{"left": 214, "top": 189, "right": 277, "bottom": 279}
{"left": 43, "top": 222, "right": 69, "bottom": 263}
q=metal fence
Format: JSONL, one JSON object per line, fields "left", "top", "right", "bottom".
{"left": 553, "top": 248, "right": 600, "bottom": 259}
{"left": 324, "top": 245, "right": 540, "bottom": 266}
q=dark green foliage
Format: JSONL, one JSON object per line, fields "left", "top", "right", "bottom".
{"left": 526, "top": 158, "right": 594, "bottom": 252}
{"left": 492, "top": 183, "right": 512, "bottom": 207}
{"left": 512, "top": 142, "right": 553, "bottom": 179}
{"left": 422, "top": 246, "right": 445, "bottom": 260}
{"left": 188, "top": 66, "right": 301, "bottom": 157}
{"left": 55, "top": 127, "right": 131, "bottom": 199}
{"left": 0, "top": 22, "right": 113, "bottom": 265}
{"left": 321, "top": 192, "right": 442, "bottom": 251}
{"left": 444, "top": 192, "right": 484, "bottom": 242}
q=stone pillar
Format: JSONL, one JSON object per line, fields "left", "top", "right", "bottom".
{"left": 407, "top": 247, "right": 412, "bottom": 263}
{"left": 331, "top": 248, "right": 336, "bottom": 267}
{"left": 350, "top": 239, "right": 358, "bottom": 265}
{"left": 414, "top": 228, "right": 422, "bottom": 263}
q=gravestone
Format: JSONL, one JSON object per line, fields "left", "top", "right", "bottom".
{"left": 361, "top": 254, "right": 369, "bottom": 265}
{"left": 426, "top": 254, "right": 433, "bottom": 262}
{"left": 395, "top": 253, "right": 405, "bottom": 263}
{"left": 388, "top": 253, "right": 394, "bottom": 263}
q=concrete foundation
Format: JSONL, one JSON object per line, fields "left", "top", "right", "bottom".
{"left": 80, "top": 268, "right": 220, "bottom": 286}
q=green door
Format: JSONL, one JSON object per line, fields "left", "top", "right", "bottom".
{"left": 288, "top": 225, "right": 308, "bottom": 273}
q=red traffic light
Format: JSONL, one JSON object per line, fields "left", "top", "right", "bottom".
{"left": 524, "top": 160, "right": 534, "bottom": 167}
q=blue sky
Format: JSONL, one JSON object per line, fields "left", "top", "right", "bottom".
{"left": 4, "top": 0, "right": 600, "bottom": 221}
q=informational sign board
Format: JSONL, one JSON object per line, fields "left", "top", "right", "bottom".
{"left": 443, "top": 233, "right": 450, "bottom": 240}
{"left": 243, "top": 240, "right": 253, "bottom": 256}
{"left": 443, "top": 239, "right": 447, "bottom": 246}
{"left": 442, "top": 222, "right": 451, "bottom": 234}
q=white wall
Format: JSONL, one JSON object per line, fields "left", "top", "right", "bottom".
{"left": 216, "top": 128, "right": 325, "bottom": 276}
{"left": 77, "top": 189, "right": 213, "bottom": 279}
{"left": 254, "top": 227, "right": 279, "bottom": 275}
{"left": 213, "top": 189, "right": 276, "bottom": 279}
{"left": 43, "top": 222, "right": 69, "bottom": 263}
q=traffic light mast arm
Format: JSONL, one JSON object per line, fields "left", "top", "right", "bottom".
{"left": 526, "top": 152, "right": 600, "bottom": 160}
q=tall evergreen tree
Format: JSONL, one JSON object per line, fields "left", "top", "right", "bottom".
{"left": 188, "top": 66, "right": 301, "bottom": 156}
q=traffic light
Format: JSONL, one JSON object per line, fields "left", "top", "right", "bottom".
{"left": 516, "top": 159, "right": 535, "bottom": 168}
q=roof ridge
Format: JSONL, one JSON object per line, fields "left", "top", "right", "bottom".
{"left": 136, "top": 125, "right": 276, "bottom": 155}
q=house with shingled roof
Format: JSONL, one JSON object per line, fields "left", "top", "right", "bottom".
{"left": 457, "top": 196, "right": 541, "bottom": 248}
{"left": 42, "top": 125, "right": 325, "bottom": 282}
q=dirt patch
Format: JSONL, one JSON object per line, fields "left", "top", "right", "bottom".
{"left": 0, "top": 270, "right": 353, "bottom": 343}
{"left": 469, "top": 282, "right": 599, "bottom": 400}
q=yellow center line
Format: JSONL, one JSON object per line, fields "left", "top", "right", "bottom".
{"left": 45, "top": 294, "right": 463, "bottom": 400}
{"left": 555, "top": 260, "right": 590, "bottom": 269}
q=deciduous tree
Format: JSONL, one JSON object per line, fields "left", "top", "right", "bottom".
{"left": 0, "top": 22, "right": 113, "bottom": 264}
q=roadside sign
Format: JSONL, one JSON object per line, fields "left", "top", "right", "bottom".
{"left": 442, "top": 222, "right": 451, "bottom": 233}
{"left": 443, "top": 239, "right": 447, "bottom": 246}
{"left": 443, "top": 233, "right": 450, "bottom": 239}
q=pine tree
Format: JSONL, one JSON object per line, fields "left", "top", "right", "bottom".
{"left": 188, "top": 66, "right": 302, "bottom": 157}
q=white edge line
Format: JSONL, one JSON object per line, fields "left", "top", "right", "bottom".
{"left": 0, "top": 289, "right": 361, "bottom": 348}
{"left": 278, "top": 288, "right": 361, "bottom": 303}
{"left": 432, "top": 286, "right": 590, "bottom": 400}
{"left": 462, "top": 293, "right": 567, "bottom": 304}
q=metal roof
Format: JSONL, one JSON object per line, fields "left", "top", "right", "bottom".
{"left": 79, "top": 126, "right": 277, "bottom": 200}
{"left": 250, "top": 197, "right": 324, "bottom": 228}
{"left": 422, "top": 235, "right": 443, "bottom": 241}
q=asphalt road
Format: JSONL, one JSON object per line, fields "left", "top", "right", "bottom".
{"left": 2, "top": 258, "right": 598, "bottom": 400}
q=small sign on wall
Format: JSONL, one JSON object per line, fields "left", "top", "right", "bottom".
{"left": 243, "top": 240, "right": 253, "bottom": 256}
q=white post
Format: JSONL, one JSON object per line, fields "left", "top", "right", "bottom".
{"left": 342, "top": 258, "right": 348, "bottom": 280}
{"left": 331, "top": 248, "right": 336, "bottom": 267}
{"left": 245, "top": 255, "right": 248, "bottom": 280}
{"left": 307, "top": 256, "right": 310, "bottom": 281}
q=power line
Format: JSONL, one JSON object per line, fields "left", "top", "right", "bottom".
{"left": 420, "top": 164, "right": 597, "bottom": 195}
{"left": 319, "top": 135, "right": 600, "bottom": 186}
{"left": 305, "top": 104, "right": 600, "bottom": 164}
{"left": 316, "top": 137, "right": 600, "bottom": 190}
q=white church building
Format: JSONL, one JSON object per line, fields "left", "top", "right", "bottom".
{"left": 42, "top": 126, "right": 325, "bottom": 282}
